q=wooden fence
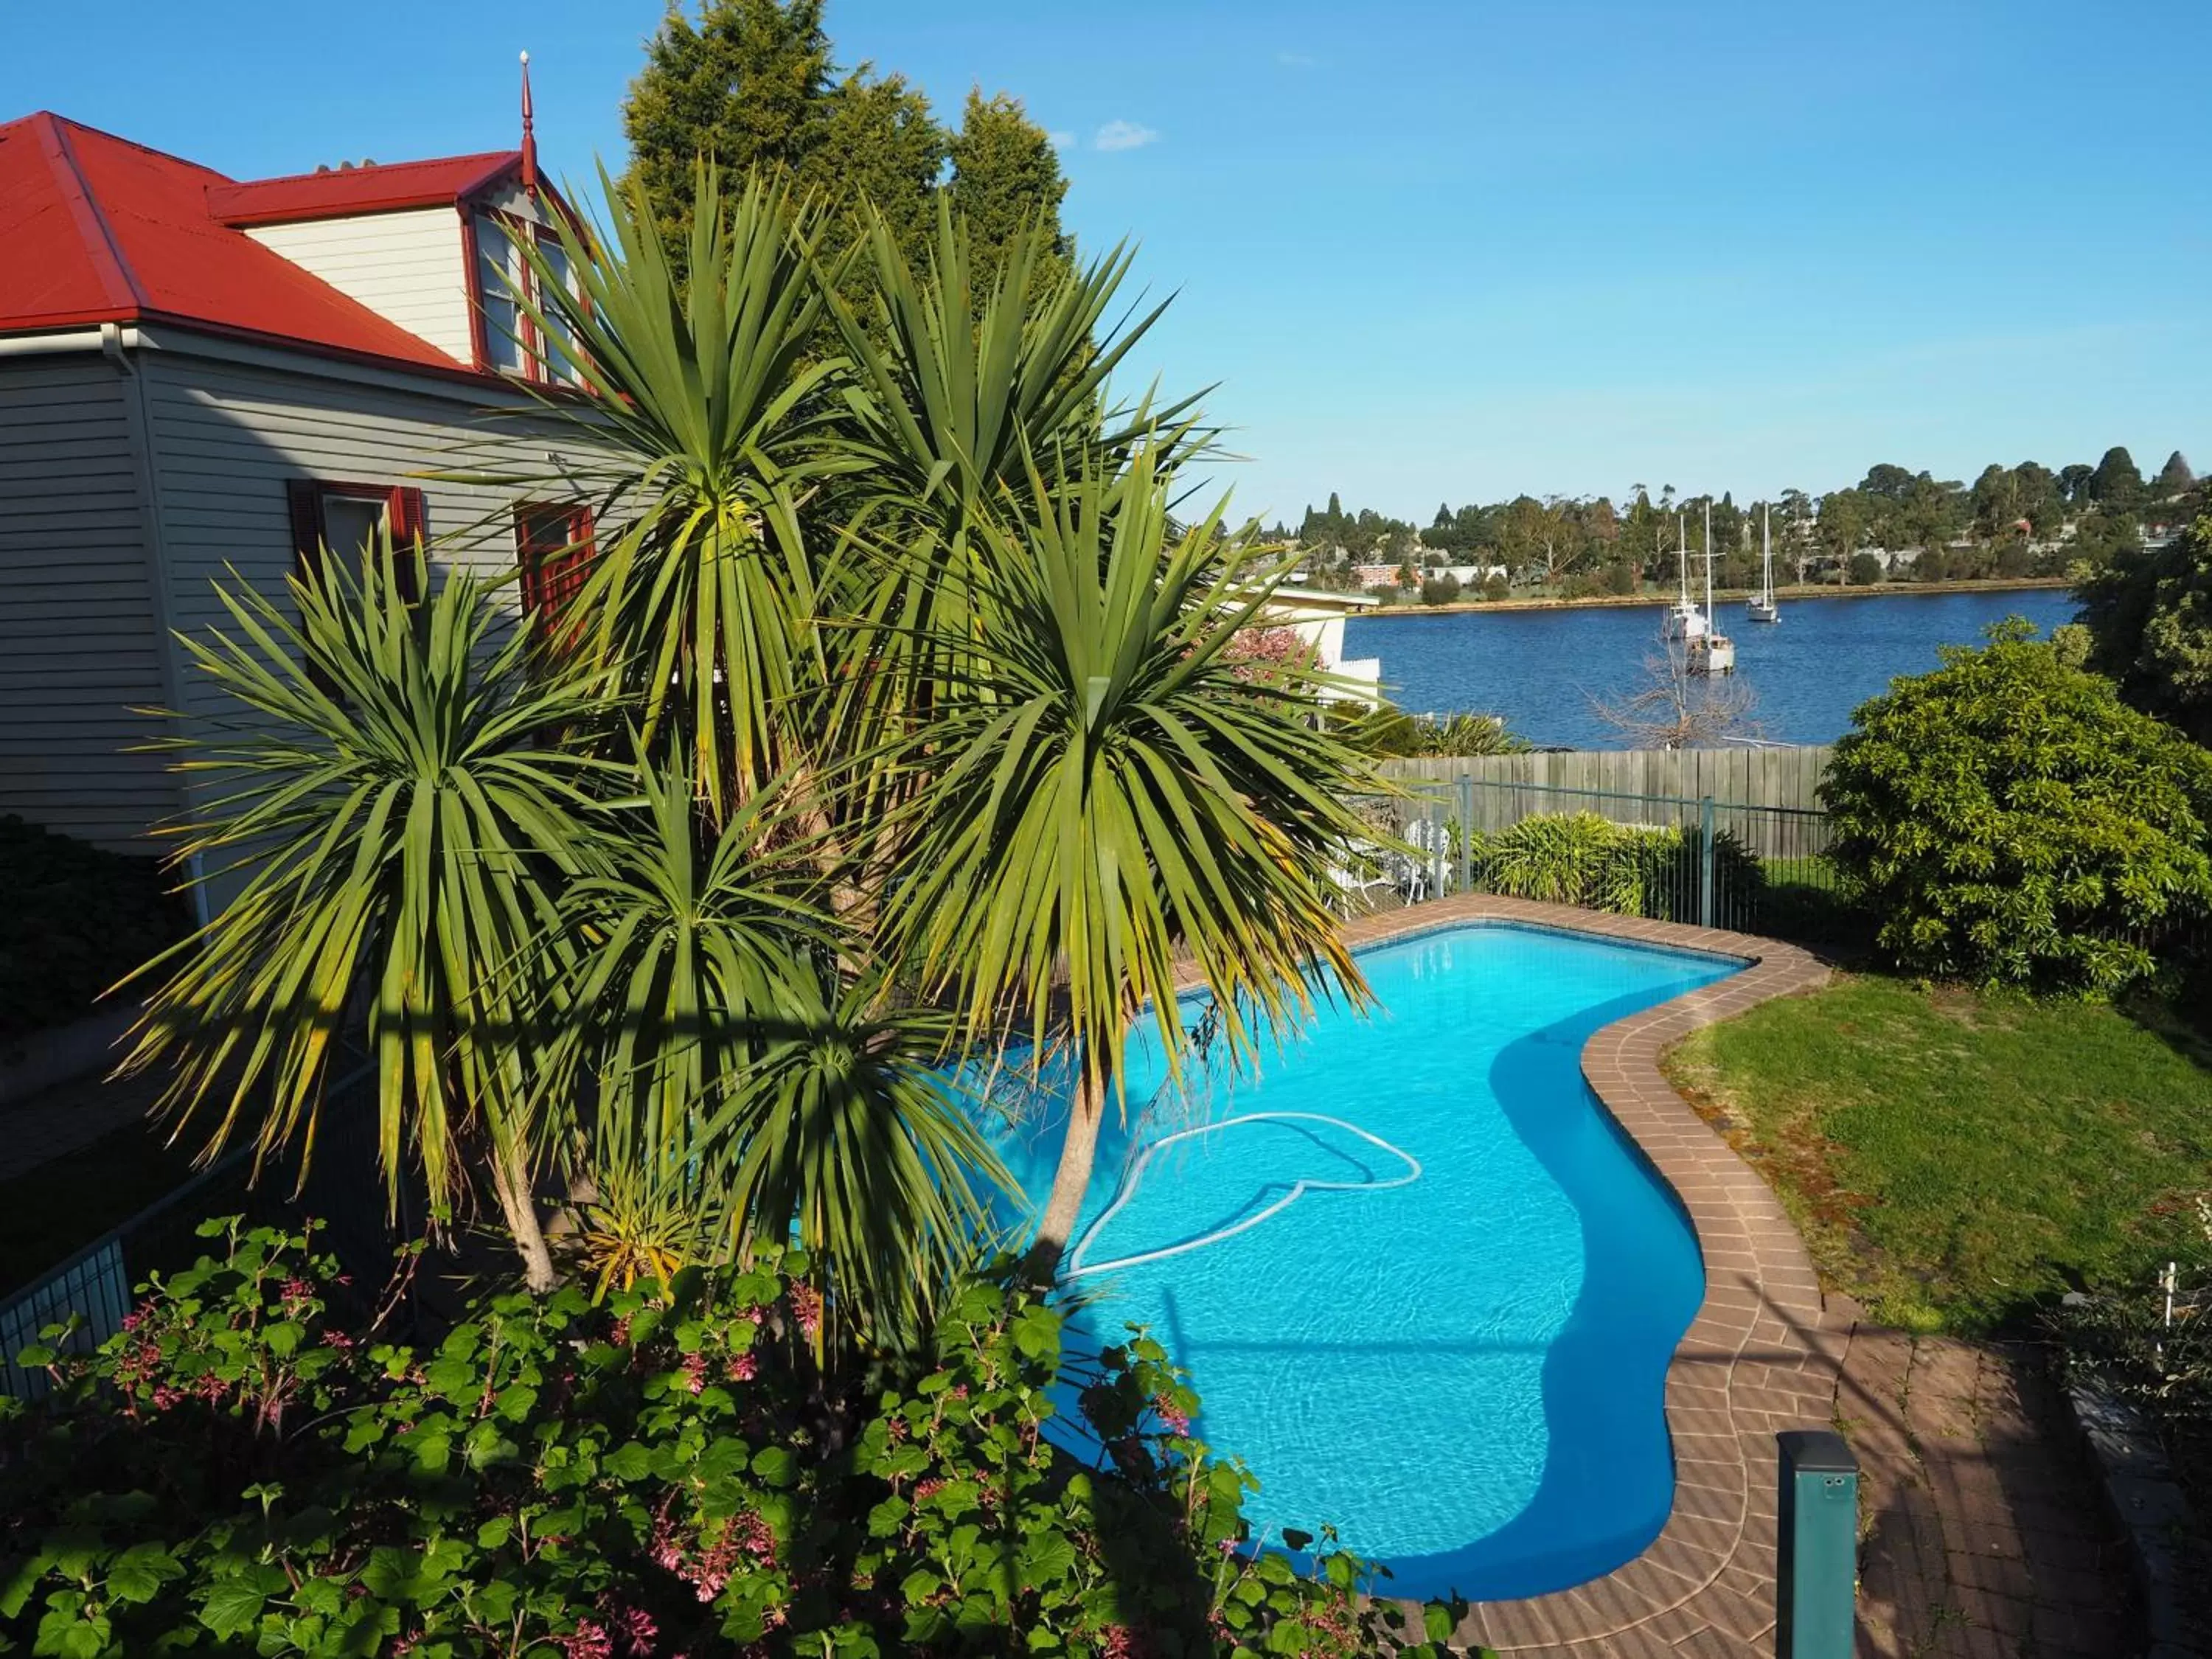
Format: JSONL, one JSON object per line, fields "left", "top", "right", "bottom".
{"left": 1378, "top": 745, "right": 1833, "bottom": 810}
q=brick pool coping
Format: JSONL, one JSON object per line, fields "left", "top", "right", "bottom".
{"left": 1320, "top": 897, "right": 1839, "bottom": 1655}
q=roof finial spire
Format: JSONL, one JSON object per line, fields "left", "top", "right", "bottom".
{"left": 519, "top": 50, "right": 538, "bottom": 197}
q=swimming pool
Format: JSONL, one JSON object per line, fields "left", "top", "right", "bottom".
{"left": 987, "top": 921, "right": 1742, "bottom": 1601}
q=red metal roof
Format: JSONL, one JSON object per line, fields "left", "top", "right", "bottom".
{"left": 207, "top": 151, "right": 520, "bottom": 227}
{"left": 0, "top": 113, "right": 512, "bottom": 374}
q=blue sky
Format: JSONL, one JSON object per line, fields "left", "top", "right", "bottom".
{"left": 8, "top": 1, "right": 2208, "bottom": 523}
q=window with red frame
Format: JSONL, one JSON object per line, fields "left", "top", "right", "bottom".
{"left": 473, "top": 213, "right": 585, "bottom": 386}
{"left": 516, "top": 503, "right": 595, "bottom": 641}
{"left": 286, "top": 479, "right": 425, "bottom": 599}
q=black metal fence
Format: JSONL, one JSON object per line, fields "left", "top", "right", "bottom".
{"left": 0, "top": 1148, "right": 262, "bottom": 1400}
{"left": 1349, "top": 777, "right": 1857, "bottom": 942}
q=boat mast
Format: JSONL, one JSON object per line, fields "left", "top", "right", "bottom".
{"left": 1703, "top": 500, "right": 1714, "bottom": 616}
{"left": 1677, "top": 514, "right": 1688, "bottom": 608}
{"left": 1761, "top": 503, "right": 1772, "bottom": 602}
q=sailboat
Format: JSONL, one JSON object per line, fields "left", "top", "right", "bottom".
{"left": 1661, "top": 513, "right": 1710, "bottom": 641}
{"left": 1747, "top": 502, "right": 1779, "bottom": 624}
{"left": 1688, "top": 501, "right": 1736, "bottom": 674}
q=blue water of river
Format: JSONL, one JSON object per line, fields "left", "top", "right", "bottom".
{"left": 1342, "top": 586, "right": 2080, "bottom": 746}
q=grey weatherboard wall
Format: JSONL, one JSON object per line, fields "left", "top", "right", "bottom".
{"left": 0, "top": 352, "right": 178, "bottom": 849}
{"left": 1, "top": 327, "right": 599, "bottom": 858}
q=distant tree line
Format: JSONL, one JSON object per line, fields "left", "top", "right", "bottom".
{"left": 1279, "top": 448, "right": 2202, "bottom": 604}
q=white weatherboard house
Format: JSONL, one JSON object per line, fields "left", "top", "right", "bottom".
{"left": 1256, "top": 585, "right": 1382, "bottom": 704}
{"left": 0, "top": 103, "right": 599, "bottom": 867}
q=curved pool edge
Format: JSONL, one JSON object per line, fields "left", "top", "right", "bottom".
{"left": 1273, "top": 897, "right": 1842, "bottom": 1656}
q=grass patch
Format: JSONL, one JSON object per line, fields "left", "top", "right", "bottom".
{"left": 1663, "top": 973, "right": 2212, "bottom": 1333}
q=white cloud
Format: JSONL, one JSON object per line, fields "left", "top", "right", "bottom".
{"left": 1093, "top": 119, "right": 1160, "bottom": 153}
{"left": 1048, "top": 130, "right": 1076, "bottom": 149}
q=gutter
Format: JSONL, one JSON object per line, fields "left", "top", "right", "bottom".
{"left": 0, "top": 324, "right": 142, "bottom": 358}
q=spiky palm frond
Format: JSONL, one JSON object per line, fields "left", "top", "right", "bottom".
{"left": 706, "top": 980, "right": 1013, "bottom": 1353}
{"left": 552, "top": 749, "right": 833, "bottom": 1169}
{"left": 120, "top": 547, "right": 610, "bottom": 1253}
{"left": 826, "top": 200, "right": 1208, "bottom": 543}
{"left": 884, "top": 445, "right": 1383, "bottom": 1106}
{"left": 501, "top": 164, "right": 853, "bottom": 818}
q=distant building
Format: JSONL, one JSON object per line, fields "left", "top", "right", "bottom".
{"left": 1245, "top": 587, "right": 1381, "bottom": 705}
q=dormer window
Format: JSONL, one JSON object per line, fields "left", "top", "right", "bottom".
{"left": 473, "top": 212, "right": 582, "bottom": 386}
{"left": 474, "top": 215, "right": 528, "bottom": 375}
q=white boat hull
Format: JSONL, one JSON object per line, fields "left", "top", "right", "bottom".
{"left": 1688, "top": 633, "right": 1736, "bottom": 674}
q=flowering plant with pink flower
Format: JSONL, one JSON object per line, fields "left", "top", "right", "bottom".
{"left": 2, "top": 1234, "right": 1479, "bottom": 1657}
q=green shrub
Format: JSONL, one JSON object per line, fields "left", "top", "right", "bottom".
{"left": 0, "top": 815, "right": 189, "bottom": 1043}
{"left": 2074, "top": 512, "right": 2212, "bottom": 743}
{"left": 1474, "top": 813, "right": 1643, "bottom": 911}
{"left": 0, "top": 1223, "right": 1479, "bottom": 1658}
{"left": 1820, "top": 621, "right": 2212, "bottom": 992}
{"left": 1467, "top": 813, "right": 1767, "bottom": 929}
{"left": 1616, "top": 823, "right": 1767, "bottom": 928}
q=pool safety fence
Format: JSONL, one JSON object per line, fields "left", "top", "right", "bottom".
{"left": 0, "top": 1146, "right": 258, "bottom": 1401}
{"left": 1349, "top": 777, "right": 1849, "bottom": 940}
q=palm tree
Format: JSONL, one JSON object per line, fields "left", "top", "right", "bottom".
{"left": 502, "top": 164, "right": 846, "bottom": 821}
{"left": 549, "top": 754, "right": 1010, "bottom": 1341}
{"left": 882, "top": 447, "right": 1385, "bottom": 1272}
{"left": 119, "top": 547, "right": 607, "bottom": 1289}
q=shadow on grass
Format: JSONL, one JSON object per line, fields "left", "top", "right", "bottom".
{"left": 2118, "top": 973, "right": 2212, "bottom": 1078}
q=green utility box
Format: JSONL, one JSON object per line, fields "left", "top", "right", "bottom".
{"left": 1775, "top": 1429, "right": 1859, "bottom": 1659}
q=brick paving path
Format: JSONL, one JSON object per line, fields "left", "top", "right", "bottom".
{"left": 1838, "top": 1322, "right": 2136, "bottom": 1659}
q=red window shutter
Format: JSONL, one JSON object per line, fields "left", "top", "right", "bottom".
{"left": 386, "top": 487, "right": 426, "bottom": 602}
{"left": 515, "top": 504, "right": 594, "bottom": 645}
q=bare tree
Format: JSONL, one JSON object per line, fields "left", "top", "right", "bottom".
{"left": 1588, "top": 630, "right": 1762, "bottom": 748}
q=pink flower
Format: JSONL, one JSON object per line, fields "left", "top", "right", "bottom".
{"left": 560, "top": 1619, "right": 613, "bottom": 1659}
{"left": 787, "top": 1284, "right": 821, "bottom": 1340}
{"left": 682, "top": 1352, "right": 709, "bottom": 1395}
{"left": 612, "top": 1604, "right": 658, "bottom": 1656}
{"left": 730, "top": 1513, "right": 775, "bottom": 1560}
{"left": 726, "top": 1351, "right": 757, "bottom": 1382}
{"left": 1152, "top": 1394, "right": 1190, "bottom": 1436}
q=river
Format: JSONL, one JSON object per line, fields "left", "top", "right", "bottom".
{"left": 1340, "top": 586, "right": 2081, "bottom": 748}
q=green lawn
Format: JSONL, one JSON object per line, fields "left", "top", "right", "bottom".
{"left": 1664, "top": 973, "right": 2212, "bottom": 1332}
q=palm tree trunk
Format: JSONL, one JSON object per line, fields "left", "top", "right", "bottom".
{"left": 489, "top": 1141, "right": 560, "bottom": 1293}
{"left": 1025, "top": 1067, "right": 1106, "bottom": 1281}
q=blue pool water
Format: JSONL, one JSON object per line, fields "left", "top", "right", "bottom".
{"left": 987, "top": 922, "right": 1741, "bottom": 1601}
